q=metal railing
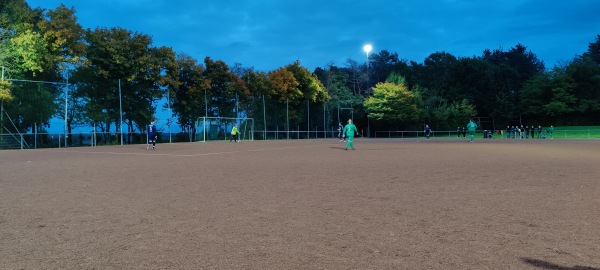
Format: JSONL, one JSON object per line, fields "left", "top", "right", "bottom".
{"left": 3, "top": 129, "right": 599, "bottom": 150}
{"left": 374, "top": 129, "right": 600, "bottom": 139}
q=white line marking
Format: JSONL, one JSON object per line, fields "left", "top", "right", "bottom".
{"left": 35, "top": 142, "right": 341, "bottom": 157}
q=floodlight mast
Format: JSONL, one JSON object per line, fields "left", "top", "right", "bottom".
{"left": 363, "top": 44, "right": 373, "bottom": 137}
{"left": 363, "top": 44, "right": 372, "bottom": 90}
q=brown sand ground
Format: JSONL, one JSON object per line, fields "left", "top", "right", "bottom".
{"left": 1, "top": 138, "right": 599, "bottom": 270}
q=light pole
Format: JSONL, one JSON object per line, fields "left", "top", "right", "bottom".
{"left": 363, "top": 44, "right": 372, "bottom": 137}
{"left": 64, "top": 72, "right": 68, "bottom": 147}
{"left": 119, "top": 79, "right": 123, "bottom": 145}
{"left": 1, "top": 66, "right": 4, "bottom": 137}
{"left": 363, "top": 44, "right": 372, "bottom": 92}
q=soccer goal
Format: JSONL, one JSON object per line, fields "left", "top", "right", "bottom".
{"left": 196, "top": 117, "right": 254, "bottom": 142}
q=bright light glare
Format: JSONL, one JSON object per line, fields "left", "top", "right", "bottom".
{"left": 363, "top": 44, "right": 372, "bottom": 53}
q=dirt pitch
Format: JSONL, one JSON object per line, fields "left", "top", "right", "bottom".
{"left": 1, "top": 138, "right": 599, "bottom": 270}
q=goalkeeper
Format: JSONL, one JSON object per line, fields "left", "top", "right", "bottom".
{"left": 343, "top": 119, "right": 358, "bottom": 150}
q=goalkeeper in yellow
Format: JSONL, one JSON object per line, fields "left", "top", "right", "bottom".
{"left": 343, "top": 119, "right": 358, "bottom": 150}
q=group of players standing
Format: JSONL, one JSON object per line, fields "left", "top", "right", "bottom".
{"left": 504, "top": 125, "right": 554, "bottom": 139}
{"left": 455, "top": 124, "right": 555, "bottom": 140}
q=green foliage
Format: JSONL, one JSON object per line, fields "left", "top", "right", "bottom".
{"left": 364, "top": 76, "right": 423, "bottom": 127}
{"left": 520, "top": 70, "right": 576, "bottom": 120}
{"left": 74, "top": 27, "right": 166, "bottom": 136}
{"left": 168, "top": 53, "right": 207, "bottom": 132}
{"left": 566, "top": 56, "right": 600, "bottom": 114}
{"left": 38, "top": 4, "right": 86, "bottom": 69}
{"left": 7, "top": 23, "right": 48, "bottom": 75}
{"left": 268, "top": 67, "right": 300, "bottom": 102}
{"left": 369, "top": 50, "right": 402, "bottom": 84}
{"left": 318, "top": 65, "right": 362, "bottom": 107}
{"left": 3, "top": 81, "right": 57, "bottom": 132}
{"left": 583, "top": 35, "right": 600, "bottom": 64}
{"left": 284, "top": 60, "right": 330, "bottom": 103}
{"left": 203, "top": 57, "right": 248, "bottom": 119}
{"left": 0, "top": 80, "right": 13, "bottom": 101}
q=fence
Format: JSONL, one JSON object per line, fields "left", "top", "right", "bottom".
{"left": 374, "top": 130, "right": 456, "bottom": 138}
{"left": 375, "top": 129, "right": 600, "bottom": 139}
{"left": 2, "top": 128, "right": 599, "bottom": 150}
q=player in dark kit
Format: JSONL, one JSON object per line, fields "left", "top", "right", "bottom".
{"left": 147, "top": 120, "right": 157, "bottom": 150}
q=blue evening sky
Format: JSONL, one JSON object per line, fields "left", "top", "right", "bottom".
{"left": 27, "top": 0, "right": 600, "bottom": 71}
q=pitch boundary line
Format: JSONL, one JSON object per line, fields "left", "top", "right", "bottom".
{"left": 34, "top": 142, "right": 341, "bottom": 157}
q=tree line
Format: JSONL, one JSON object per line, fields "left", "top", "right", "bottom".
{"left": 1, "top": 1, "right": 599, "bottom": 144}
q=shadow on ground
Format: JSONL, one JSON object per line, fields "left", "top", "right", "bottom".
{"left": 522, "top": 258, "right": 600, "bottom": 270}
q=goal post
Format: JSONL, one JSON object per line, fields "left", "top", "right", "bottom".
{"left": 196, "top": 117, "right": 254, "bottom": 142}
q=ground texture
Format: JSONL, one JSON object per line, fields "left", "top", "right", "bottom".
{"left": 1, "top": 138, "right": 599, "bottom": 270}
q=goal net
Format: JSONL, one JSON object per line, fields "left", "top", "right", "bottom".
{"left": 196, "top": 117, "right": 254, "bottom": 142}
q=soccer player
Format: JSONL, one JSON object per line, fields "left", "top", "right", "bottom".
{"left": 230, "top": 125, "right": 239, "bottom": 142}
{"left": 147, "top": 120, "right": 157, "bottom": 150}
{"left": 466, "top": 119, "right": 478, "bottom": 142}
{"left": 424, "top": 124, "right": 431, "bottom": 139}
{"left": 338, "top": 122, "right": 344, "bottom": 142}
{"left": 342, "top": 119, "right": 358, "bottom": 150}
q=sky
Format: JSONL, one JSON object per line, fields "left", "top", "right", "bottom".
{"left": 26, "top": 0, "right": 600, "bottom": 72}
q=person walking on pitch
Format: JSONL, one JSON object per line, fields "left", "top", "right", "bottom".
{"left": 466, "top": 119, "right": 478, "bottom": 142}
{"left": 343, "top": 119, "right": 358, "bottom": 150}
{"left": 230, "top": 125, "right": 239, "bottom": 142}
{"left": 338, "top": 122, "right": 344, "bottom": 142}
{"left": 147, "top": 120, "right": 157, "bottom": 150}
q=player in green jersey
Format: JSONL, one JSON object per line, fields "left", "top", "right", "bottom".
{"left": 343, "top": 119, "right": 358, "bottom": 150}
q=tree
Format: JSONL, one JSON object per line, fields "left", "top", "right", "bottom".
{"left": 565, "top": 56, "right": 600, "bottom": 124}
{"left": 319, "top": 65, "right": 361, "bottom": 107}
{"left": 167, "top": 53, "right": 208, "bottom": 138}
{"left": 266, "top": 67, "right": 299, "bottom": 129}
{"left": 241, "top": 67, "right": 270, "bottom": 132}
{"left": 202, "top": 57, "right": 248, "bottom": 119}
{"left": 38, "top": 4, "right": 86, "bottom": 69}
{"left": 0, "top": 80, "right": 12, "bottom": 102}
{"left": 37, "top": 4, "right": 87, "bottom": 143}
{"left": 448, "top": 99, "right": 478, "bottom": 129}
{"left": 6, "top": 23, "right": 48, "bottom": 76}
{"left": 285, "top": 60, "right": 329, "bottom": 103}
{"left": 582, "top": 34, "right": 600, "bottom": 65}
{"left": 364, "top": 74, "right": 423, "bottom": 129}
{"left": 369, "top": 50, "right": 401, "bottom": 85}
{"left": 281, "top": 60, "right": 330, "bottom": 129}
{"left": 268, "top": 67, "right": 300, "bottom": 102}
{"left": 343, "top": 59, "right": 364, "bottom": 95}
{"left": 415, "top": 51, "right": 458, "bottom": 96}
{"left": 0, "top": 1, "right": 59, "bottom": 134}
{"left": 75, "top": 27, "right": 166, "bottom": 143}
{"left": 482, "top": 44, "right": 545, "bottom": 123}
